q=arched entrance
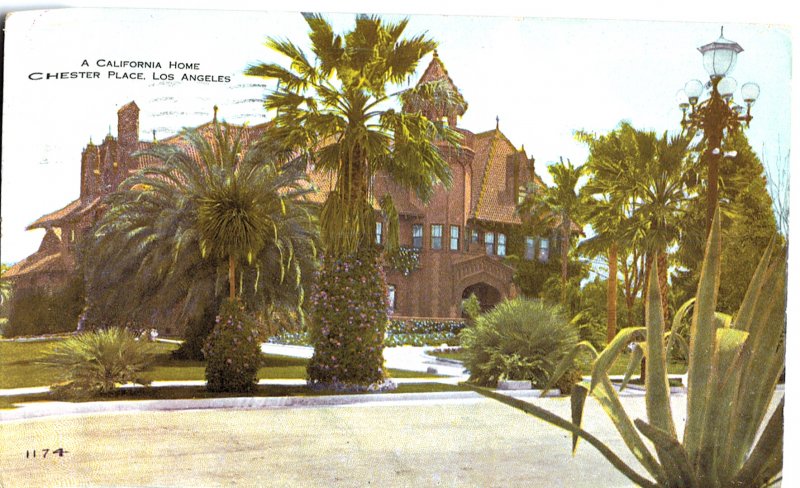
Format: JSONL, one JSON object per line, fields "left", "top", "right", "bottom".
{"left": 461, "top": 282, "right": 502, "bottom": 313}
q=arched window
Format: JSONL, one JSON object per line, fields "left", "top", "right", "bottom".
{"left": 387, "top": 285, "right": 397, "bottom": 313}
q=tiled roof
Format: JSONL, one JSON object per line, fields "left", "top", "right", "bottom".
{"left": 473, "top": 128, "right": 521, "bottom": 224}
{"left": 409, "top": 51, "right": 468, "bottom": 116}
{"left": 3, "top": 251, "right": 69, "bottom": 279}
{"left": 26, "top": 199, "right": 81, "bottom": 230}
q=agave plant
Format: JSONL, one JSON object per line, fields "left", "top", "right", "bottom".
{"left": 41, "top": 328, "right": 157, "bottom": 397}
{"left": 470, "top": 210, "right": 785, "bottom": 487}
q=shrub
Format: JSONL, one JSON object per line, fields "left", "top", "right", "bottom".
{"left": 203, "top": 299, "right": 265, "bottom": 393}
{"left": 461, "top": 293, "right": 481, "bottom": 325}
{"left": 5, "top": 275, "right": 84, "bottom": 337}
{"left": 306, "top": 247, "right": 389, "bottom": 390}
{"left": 41, "top": 328, "right": 156, "bottom": 397}
{"left": 471, "top": 213, "right": 787, "bottom": 487}
{"left": 461, "top": 298, "right": 579, "bottom": 388}
{"left": 172, "top": 305, "right": 219, "bottom": 360}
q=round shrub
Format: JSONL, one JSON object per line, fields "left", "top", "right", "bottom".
{"left": 42, "top": 327, "right": 156, "bottom": 398}
{"left": 306, "top": 247, "right": 389, "bottom": 391}
{"left": 461, "top": 298, "right": 579, "bottom": 388}
{"left": 203, "top": 299, "right": 265, "bottom": 393}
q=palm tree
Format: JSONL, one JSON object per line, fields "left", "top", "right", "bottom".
{"left": 84, "top": 121, "right": 318, "bottom": 358}
{"left": 246, "top": 14, "right": 461, "bottom": 387}
{"left": 627, "top": 130, "right": 694, "bottom": 322}
{"left": 518, "top": 157, "right": 584, "bottom": 303}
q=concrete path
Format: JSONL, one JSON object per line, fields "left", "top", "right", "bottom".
{"left": 262, "top": 343, "right": 470, "bottom": 379}
{"left": 0, "top": 390, "right": 784, "bottom": 487}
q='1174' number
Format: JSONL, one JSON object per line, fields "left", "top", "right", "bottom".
{"left": 26, "top": 448, "right": 68, "bottom": 458}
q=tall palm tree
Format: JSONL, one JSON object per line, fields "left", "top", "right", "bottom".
{"left": 627, "top": 130, "right": 694, "bottom": 322}
{"left": 84, "top": 122, "right": 318, "bottom": 357}
{"left": 246, "top": 14, "right": 461, "bottom": 256}
{"left": 246, "top": 14, "right": 461, "bottom": 387}
{"left": 518, "top": 157, "right": 584, "bottom": 303}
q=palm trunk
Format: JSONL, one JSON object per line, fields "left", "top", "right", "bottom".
{"left": 606, "top": 242, "right": 618, "bottom": 343}
{"left": 228, "top": 254, "right": 236, "bottom": 301}
{"left": 560, "top": 221, "right": 569, "bottom": 304}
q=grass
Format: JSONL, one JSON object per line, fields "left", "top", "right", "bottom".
{"left": 0, "top": 339, "right": 437, "bottom": 390}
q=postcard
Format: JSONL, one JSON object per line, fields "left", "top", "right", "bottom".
{"left": 0, "top": 6, "right": 792, "bottom": 487}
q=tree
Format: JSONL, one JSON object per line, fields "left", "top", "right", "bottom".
{"left": 246, "top": 14, "right": 461, "bottom": 388}
{"left": 84, "top": 122, "right": 319, "bottom": 359}
{"left": 518, "top": 157, "right": 584, "bottom": 303}
{"left": 577, "top": 126, "right": 636, "bottom": 341}
{"left": 674, "top": 130, "right": 780, "bottom": 314}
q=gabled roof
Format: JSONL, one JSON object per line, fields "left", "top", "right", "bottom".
{"left": 26, "top": 199, "right": 81, "bottom": 230}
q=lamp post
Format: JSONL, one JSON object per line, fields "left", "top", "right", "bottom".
{"left": 678, "top": 27, "right": 760, "bottom": 234}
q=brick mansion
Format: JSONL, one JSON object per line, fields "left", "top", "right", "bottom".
{"left": 6, "top": 53, "right": 563, "bottom": 322}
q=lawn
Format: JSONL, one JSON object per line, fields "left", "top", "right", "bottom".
{"left": 0, "top": 339, "right": 436, "bottom": 390}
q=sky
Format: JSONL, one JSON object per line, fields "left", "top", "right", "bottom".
{"left": 1, "top": 7, "right": 791, "bottom": 265}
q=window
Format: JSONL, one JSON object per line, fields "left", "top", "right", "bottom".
{"left": 517, "top": 185, "right": 527, "bottom": 205}
{"left": 471, "top": 229, "right": 479, "bottom": 243}
{"left": 497, "top": 233, "right": 507, "bottom": 256}
{"left": 375, "top": 222, "right": 383, "bottom": 245}
{"left": 485, "top": 232, "right": 495, "bottom": 255}
{"left": 450, "top": 225, "right": 460, "bottom": 251}
{"left": 412, "top": 224, "right": 423, "bottom": 249}
{"left": 538, "top": 237, "right": 550, "bottom": 262}
{"left": 525, "top": 236, "right": 536, "bottom": 260}
{"left": 431, "top": 224, "right": 443, "bottom": 250}
{"left": 387, "top": 285, "right": 397, "bottom": 312}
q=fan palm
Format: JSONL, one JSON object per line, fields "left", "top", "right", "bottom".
{"left": 84, "top": 121, "right": 319, "bottom": 346}
{"left": 518, "top": 157, "right": 584, "bottom": 303}
{"left": 245, "top": 13, "right": 461, "bottom": 256}
{"left": 246, "top": 14, "right": 461, "bottom": 387}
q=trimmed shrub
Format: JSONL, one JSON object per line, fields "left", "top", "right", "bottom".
{"left": 203, "top": 299, "right": 265, "bottom": 393}
{"left": 5, "top": 276, "right": 84, "bottom": 337}
{"left": 307, "top": 247, "right": 389, "bottom": 390}
{"left": 41, "top": 328, "right": 156, "bottom": 397}
{"left": 461, "top": 298, "right": 579, "bottom": 388}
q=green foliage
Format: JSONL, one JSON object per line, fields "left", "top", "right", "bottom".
{"left": 171, "top": 306, "right": 220, "bottom": 360}
{"left": 4, "top": 275, "right": 84, "bottom": 337}
{"left": 247, "top": 13, "right": 460, "bottom": 257}
{"left": 385, "top": 246, "right": 421, "bottom": 276}
{"left": 674, "top": 131, "right": 780, "bottom": 314}
{"left": 461, "top": 293, "right": 481, "bottom": 325}
{"left": 461, "top": 298, "right": 579, "bottom": 388}
{"left": 306, "top": 248, "right": 389, "bottom": 390}
{"left": 474, "top": 212, "right": 786, "bottom": 487}
{"left": 83, "top": 122, "right": 318, "bottom": 347}
{"left": 41, "top": 328, "right": 156, "bottom": 397}
{"left": 203, "top": 299, "right": 265, "bottom": 392}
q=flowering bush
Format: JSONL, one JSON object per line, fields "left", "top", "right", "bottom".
{"left": 307, "top": 247, "right": 389, "bottom": 390}
{"left": 386, "top": 318, "right": 465, "bottom": 335}
{"left": 203, "top": 299, "right": 265, "bottom": 392}
{"left": 386, "top": 246, "right": 421, "bottom": 276}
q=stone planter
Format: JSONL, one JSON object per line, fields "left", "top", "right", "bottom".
{"left": 497, "top": 380, "right": 532, "bottom": 390}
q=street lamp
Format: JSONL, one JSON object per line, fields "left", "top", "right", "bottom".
{"left": 677, "top": 27, "right": 760, "bottom": 234}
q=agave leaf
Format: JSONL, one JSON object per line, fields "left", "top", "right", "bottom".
{"left": 732, "top": 236, "right": 775, "bottom": 332}
{"left": 696, "top": 328, "right": 749, "bottom": 486}
{"left": 729, "top": 397, "right": 784, "bottom": 488}
{"left": 619, "top": 343, "right": 643, "bottom": 391}
{"left": 466, "top": 384, "right": 659, "bottom": 488}
{"left": 592, "top": 376, "right": 666, "bottom": 484}
{"left": 571, "top": 382, "right": 589, "bottom": 455}
{"left": 683, "top": 208, "right": 722, "bottom": 457}
{"left": 671, "top": 298, "right": 695, "bottom": 333}
{"left": 722, "top": 260, "right": 786, "bottom": 473}
{"left": 634, "top": 419, "right": 698, "bottom": 488}
{"left": 663, "top": 331, "right": 689, "bottom": 367}
{"left": 590, "top": 327, "right": 646, "bottom": 394}
{"left": 540, "top": 341, "right": 598, "bottom": 397}
{"left": 644, "top": 264, "right": 676, "bottom": 438}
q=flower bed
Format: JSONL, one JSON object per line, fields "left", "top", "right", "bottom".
{"left": 269, "top": 318, "right": 466, "bottom": 347}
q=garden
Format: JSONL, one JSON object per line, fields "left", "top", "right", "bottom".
{"left": 0, "top": 13, "right": 788, "bottom": 488}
